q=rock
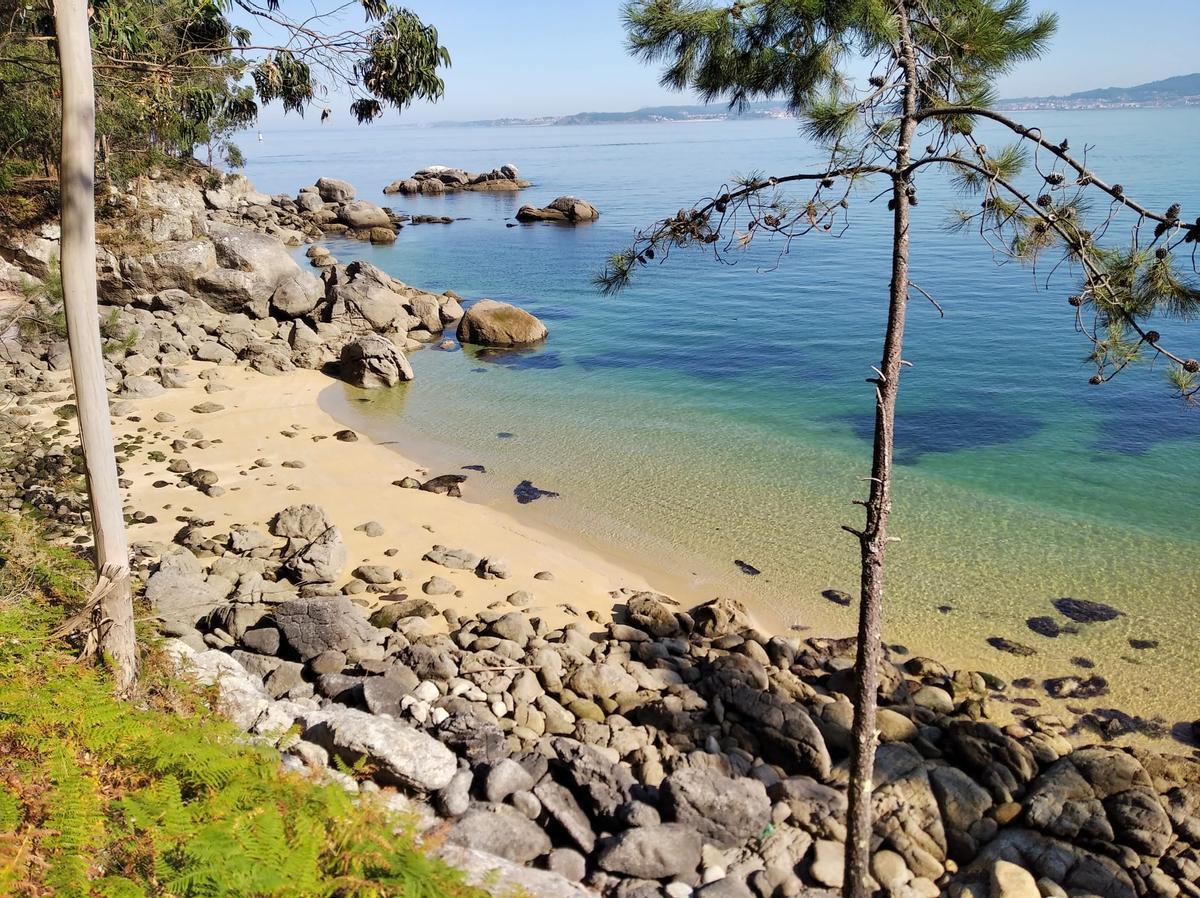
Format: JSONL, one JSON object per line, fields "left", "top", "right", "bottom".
{"left": 424, "top": 545, "right": 481, "bottom": 570}
{"left": 423, "top": 576, "right": 456, "bottom": 596}
{"left": 207, "top": 221, "right": 303, "bottom": 293}
{"left": 165, "top": 641, "right": 268, "bottom": 731}
{"left": 270, "top": 273, "right": 324, "bottom": 317}
{"left": 625, "top": 592, "right": 681, "bottom": 637}
{"left": 145, "top": 552, "right": 228, "bottom": 636}
{"left": 369, "top": 598, "right": 438, "bottom": 628}
{"left": 929, "top": 764, "right": 993, "bottom": 835}
{"left": 546, "top": 848, "right": 587, "bottom": 883}
{"left": 457, "top": 299, "right": 547, "bottom": 346}
{"left": 490, "top": 612, "right": 534, "bottom": 646}
{"left": 551, "top": 738, "right": 635, "bottom": 822}
{"left": 661, "top": 768, "right": 771, "bottom": 848}
{"left": 272, "top": 595, "right": 378, "bottom": 661}
{"left": 485, "top": 758, "right": 536, "bottom": 804}
{"left": 353, "top": 564, "right": 394, "bottom": 585}
{"left": 987, "top": 637, "right": 1037, "bottom": 657}
{"left": 302, "top": 706, "right": 455, "bottom": 791}
{"left": 447, "top": 805, "right": 551, "bottom": 864}
{"left": 339, "top": 334, "right": 413, "bottom": 388}
{"left": 596, "top": 824, "right": 702, "bottom": 880}
{"left": 534, "top": 780, "right": 596, "bottom": 853}
{"left": 434, "top": 845, "right": 594, "bottom": 898}
{"left": 568, "top": 661, "right": 637, "bottom": 700}
{"left": 871, "top": 744, "right": 947, "bottom": 880}
{"left": 362, "top": 672, "right": 416, "bottom": 715}
{"left": 808, "top": 840, "right": 845, "bottom": 889}
{"left": 515, "top": 196, "right": 600, "bottom": 223}
{"left": 912, "top": 685, "right": 955, "bottom": 714}
{"left": 692, "top": 596, "right": 750, "bottom": 638}
{"left": 280, "top": 521, "right": 347, "bottom": 584}
{"left": 436, "top": 712, "right": 507, "bottom": 764}
{"left": 241, "top": 626, "right": 281, "bottom": 655}
{"left": 421, "top": 474, "right": 466, "bottom": 496}
{"left": 316, "top": 177, "right": 356, "bottom": 203}
{"left": 339, "top": 200, "right": 390, "bottom": 229}
{"left": 437, "top": 768, "right": 472, "bottom": 818}
{"left": 1052, "top": 597, "right": 1122, "bottom": 623}
{"left": 122, "top": 374, "right": 166, "bottom": 399}
{"left": 990, "top": 860, "right": 1040, "bottom": 898}
{"left": 476, "top": 557, "right": 511, "bottom": 580}
{"left": 707, "top": 679, "right": 831, "bottom": 781}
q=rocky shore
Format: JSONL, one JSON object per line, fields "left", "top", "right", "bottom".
{"left": 3, "top": 170, "right": 1200, "bottom": 898}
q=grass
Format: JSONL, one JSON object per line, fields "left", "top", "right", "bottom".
{"left": 0, "top": 514, "right": 489, "bottom": 898}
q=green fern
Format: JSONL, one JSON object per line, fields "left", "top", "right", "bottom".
{"left": 0, "top": 512, "right": 492, "bottom": 898}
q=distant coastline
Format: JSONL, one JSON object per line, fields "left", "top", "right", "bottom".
{"left": 421, "top": 72, "right": 1200, "bottom": 127}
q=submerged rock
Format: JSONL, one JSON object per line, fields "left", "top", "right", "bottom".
{"left": 1053, "top": 597, "right": 1123, "bottom": 623}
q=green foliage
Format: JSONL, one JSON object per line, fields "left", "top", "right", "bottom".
{"left": 623, "top": 0, "right": 897, "bottom": 115}
{"left": 16, "top": 256, "right": 67, "bottom": 342}
{"left": 0, "top": 514, "right": 488, "bottom": 898}
{"left": 0, "top": 1, "right": 449, "bottom": 186}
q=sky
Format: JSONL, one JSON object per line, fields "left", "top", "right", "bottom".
{"left": 249, "top": 1, "right": 1200, "bottom": 125}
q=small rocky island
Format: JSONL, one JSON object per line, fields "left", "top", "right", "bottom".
{"left": 385, "top": 164, "right": 530, "bottom": 195}
{"left": 516, "top": 196, "right": 601, "bottom": 223}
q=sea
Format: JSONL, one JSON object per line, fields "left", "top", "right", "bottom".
{"left": 237, "top": 110, "right": 1200, "bottom": 734}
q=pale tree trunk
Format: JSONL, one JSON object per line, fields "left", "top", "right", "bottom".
{"left": 842, "top": 6, "right": 918, "bottom": 896}
{"left": 53, "top": 0, "right": 139, "bottom": 694}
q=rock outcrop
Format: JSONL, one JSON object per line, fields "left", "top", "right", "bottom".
{"left": 516, "top": 196, "right": 600, "bottom": 223}
{"left": 339, "top": 334, "right": 414, "bottom": 388}
{"left": 384, "top": 164, "right": 529, "bottom": 194}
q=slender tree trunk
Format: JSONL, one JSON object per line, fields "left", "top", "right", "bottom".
{"left": 53, "top": 0, "right": 139, "bottom": 694}
{"left": 843, "top": 7, "right": 918, "bottom": 897}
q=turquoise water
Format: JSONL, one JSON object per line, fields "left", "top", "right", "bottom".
{"left": 240, "top": 112, "right": 1200, "bottom": 729}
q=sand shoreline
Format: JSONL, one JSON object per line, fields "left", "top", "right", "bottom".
{"left": 112, "top": 362, "right": 732, "bottom": 634}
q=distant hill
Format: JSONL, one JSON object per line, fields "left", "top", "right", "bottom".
{"left": 429, "top": 75, "right": 1199, "bottom": 129}
{"left": 431, "top": 100, "right": 792, "bottom": 128}
{"left": 998, "top": 73, "right": 1200, "bottom": 109}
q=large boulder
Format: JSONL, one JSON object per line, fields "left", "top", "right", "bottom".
{"left": 98, "top": 239, "right": 218, "bottom": 304}
{"left": 456, "top": 299, "right": 547, "bottom": 346}
{"left": 447, "top": 806, "right": 552, "bottom": 863}
{"left": 132, "top": 176, "right": 207, "bottom": 242}
{"left": 271, "top": 504, "right": 348, "bottom": 583}
{"left": 339, "top": 334, "right": 413, "bottom": 388}
{"left": 207, "top": 221, "right": 303, "bottom": 288}
{"left": 516, "top": 196, "right": 599, "bottom": 223}
{"left": 271, "top": 595, "right": 378, "bottom": 661}
{"left": 316, "top": 177, "right": 356, "bottom": 203}
{"left": 596, "top": 823, "right": 701, "bottom": 880}
{"left": 301, "top": 706, "right": 455, "bottom": 791}
{"left": 270, "top": 273, "right": 325, "bottom": 318}
{"left": 145, "top": 551, "right": 229, "bottom": 637}
{"left": 338, "top": 201, "right": 391, "bottom": 230}
{"left": 661, "top": 767, "right": 771, "bottom": 848}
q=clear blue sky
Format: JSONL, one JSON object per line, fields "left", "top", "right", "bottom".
{"left": 253, "top": 1, "right": 1200, "bottom": 124}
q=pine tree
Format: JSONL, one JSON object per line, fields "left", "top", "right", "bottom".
{"left": 601, "top": 2, "right": 1199, "bottom": 894}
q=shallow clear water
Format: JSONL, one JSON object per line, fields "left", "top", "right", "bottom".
{"left": 240, "top": 111, "right": 1200, "bottom": 731}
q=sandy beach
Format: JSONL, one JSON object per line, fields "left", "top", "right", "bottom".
{"left": 109, "top": 362, "right": 696, "bottom": 633}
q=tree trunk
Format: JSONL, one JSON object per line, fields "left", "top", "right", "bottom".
{"left": 53, "top": 0, "right": 139, "bottom": 694}
{"left": 842, "top": 6, "right": 918, "bottom": 897}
